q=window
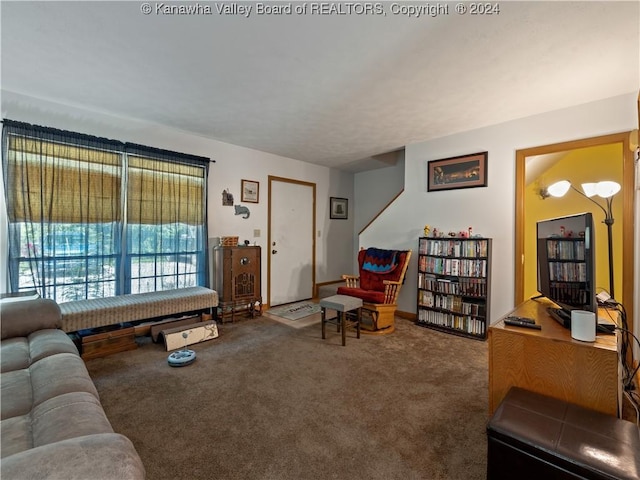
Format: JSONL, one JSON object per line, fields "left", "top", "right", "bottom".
{"left": 2, "top": 120, "right": 209, "bottom": 302}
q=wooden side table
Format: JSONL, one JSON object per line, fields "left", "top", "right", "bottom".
{"left": 488, "top": 298, "right": 620, "bottom": 417}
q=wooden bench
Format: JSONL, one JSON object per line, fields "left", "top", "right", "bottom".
{"left": 59, "top": 286, "right": 218, "bottom": 333}
{"left": 486, "top": 387, "right": 640, "bottom": 480}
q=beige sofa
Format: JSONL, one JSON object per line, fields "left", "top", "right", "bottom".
{"left": 1, "top": 296, "right": 145, "bottom": 479}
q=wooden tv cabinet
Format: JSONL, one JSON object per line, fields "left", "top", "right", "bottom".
{"left": 488, "top": 298, "right": 621, "bottom": 417}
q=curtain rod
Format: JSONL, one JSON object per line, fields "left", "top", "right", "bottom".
{"left": 2, "top": 118, "right": 216, "bottom": 164}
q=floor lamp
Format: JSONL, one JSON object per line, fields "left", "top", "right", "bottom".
{"left": 544, "top": 180, "right": 621, "bottom": 300}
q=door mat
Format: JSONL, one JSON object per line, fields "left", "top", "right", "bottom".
{"left": 266, "top": 301, "right": 321, "bottom": 321}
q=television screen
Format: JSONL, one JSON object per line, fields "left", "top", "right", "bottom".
{"left": 536, "top": 212, "right": 596, "bottom": 326}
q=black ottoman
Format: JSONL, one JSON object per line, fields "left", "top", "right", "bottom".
{"left": 486, "top": 387, "right": 640, "bottom": 480}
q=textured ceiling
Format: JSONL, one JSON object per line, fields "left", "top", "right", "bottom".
{"left": 1, "top": 1, "right": 639, "bottom": 172}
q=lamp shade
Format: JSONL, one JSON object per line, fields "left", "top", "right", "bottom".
{"left": 595, "top": 181, "right": 621, "bottom": 198}
{"left": 581, "top": 183, "right": 598, "bottom": 197}
{"left": 547, "top": 180, "right": 571, "bottom": 197}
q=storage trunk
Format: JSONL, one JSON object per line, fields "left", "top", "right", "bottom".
{"left": 79, "top": 323, "right": 136, "bottom": 360}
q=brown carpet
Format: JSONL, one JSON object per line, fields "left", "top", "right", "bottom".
{"left": 86, "top": 316, "right": 489, "bottom": 480}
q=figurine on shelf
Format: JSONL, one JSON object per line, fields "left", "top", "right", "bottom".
{"left": 424, "top": 225, "right": 431, "bottom": 237}
{"left": 432, "top": 228, "right": 439, "bottom": 238}
{"left": 459, "top": 230, "right": 469, "bottom": 238}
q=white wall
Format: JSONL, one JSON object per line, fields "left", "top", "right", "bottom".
{"left": 0, "top": 91, "right": 355, "bottom": 299}
{"left": 635, "top": 147, "right": 640, "bottom": 361}
{"left": 353, "top": 152, "right": 405, "bottom": 267}
{"left": 360, "top": 93, "right": 639, "bottom": 331}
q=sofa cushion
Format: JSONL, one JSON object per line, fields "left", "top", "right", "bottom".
{"left": 1, "top": 369, "right": 33, "bottom": 420}
{"left": 31, "top": 391, "right": 114, "bottom": 450}
{"left": 2, "top": 391, "right": 115, "bottom": 458}
{"left": 1, "top": 351, "right": 100, "bottom": 421}
{"left": 336, "top": 287, "right": 386, "bottom": 304}
{"left": 0, "top": 337, "right": 31, "bottom": 373}
{"left": 1, "top": 433, "right": 146, "bottom": 479}
{"left": 0, "top": 415, "right": 31, "bottom": 458}
{"left": 29, "top": 329, "right": 79, "bottom": 363}
{"left": 30, "top": 352, "right": 100, "bottom": 405}
{"left": 1, "top": 329, "right": 78, "bottom": 373}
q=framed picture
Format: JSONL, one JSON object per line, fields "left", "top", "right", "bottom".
{"left": 427, "top": 151, "right": 488, "bottom": 192}
{"left": 330, "top": 197, "right": 348, "bottom": 219}
{"left": 222, "top": 189, "right": 234, "bottom": 206}
{"left": 241, "top": 179, "right": 259, "bottom": 203}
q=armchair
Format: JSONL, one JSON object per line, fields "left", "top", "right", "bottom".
{"left": 337, "top": 247, "right": 412, "bottom": 334}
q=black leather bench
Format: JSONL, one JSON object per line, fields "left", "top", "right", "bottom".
{"left": 486, "top": 387, "right": 640, "bottom": 480}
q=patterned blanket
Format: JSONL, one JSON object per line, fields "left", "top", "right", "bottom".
{"left": 361, "top": 248, "right": 399, "bottom": 274}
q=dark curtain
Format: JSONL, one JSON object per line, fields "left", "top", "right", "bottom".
{"left": 2, "top": 120, "right": 123, "bottom": 301}
{"left": 124, "top": 144, "right": 209, "bottom": 293}
{"left": 2, "top": 120, "right": 210, "bottom": 300}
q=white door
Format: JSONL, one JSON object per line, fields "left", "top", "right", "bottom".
{"left": 269, "top": 177, "right": 315, "bottom": 306}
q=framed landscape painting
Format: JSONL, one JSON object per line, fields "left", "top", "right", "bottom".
{"left": 427, "top": 152, "right": 488, "bottom": 192}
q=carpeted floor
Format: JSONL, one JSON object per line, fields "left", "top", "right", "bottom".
{"left": 86, "top": 316, "right": 489, "bottom": 480}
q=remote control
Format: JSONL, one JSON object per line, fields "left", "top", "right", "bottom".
{"left": 504, "top": 319, "right": 542, "bottom": 330}
{"left": 506, "top": 316, "right": 535, "bottom": 324}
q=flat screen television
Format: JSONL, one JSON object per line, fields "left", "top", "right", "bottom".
{"left": 536, "top": 212, "right": 596, "bottom": 328}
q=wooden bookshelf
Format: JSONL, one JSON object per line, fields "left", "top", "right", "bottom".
{"left": 416, "top": 237, "right": 492, "bottom": 340}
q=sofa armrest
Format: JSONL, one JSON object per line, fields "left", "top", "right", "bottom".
{"left": 341, "top": 274, "right": 360, "bottom": 289}
{"left": 382, "top": 280, "right": 402, "bottom": 304}
{"left": 1, "top": 298, "right": 62, "bottom": 339}
{"left": 0, "top": 433, "right": 146, "bottom": 480}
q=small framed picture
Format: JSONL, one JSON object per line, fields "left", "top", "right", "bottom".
{"left": 241, "top": 179, "right": 259, "bottom": 203}
{"left": 427, "top": 151, "right": 488, "bottom": 192}
{"left": 330, "top": 197, "right": 348, "bottom": 219}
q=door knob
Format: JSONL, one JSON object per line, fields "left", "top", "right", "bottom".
{"left": 272, "top": 249, "right": 278, "bottom": 254}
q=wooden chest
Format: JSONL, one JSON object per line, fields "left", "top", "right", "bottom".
{"left": 79, "top": 323, "right": 137, "bottom": 360}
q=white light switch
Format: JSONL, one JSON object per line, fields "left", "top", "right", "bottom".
{"left": 254, "top": 229, "right": 261, "bottom": 237}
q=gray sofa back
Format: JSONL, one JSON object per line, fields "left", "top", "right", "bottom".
{"left": 1, "top": 298, "right": 62, "bottom": 339}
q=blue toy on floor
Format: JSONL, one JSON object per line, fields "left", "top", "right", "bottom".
{"left": 167, "top": 332, "right": 196, "bottom": 367}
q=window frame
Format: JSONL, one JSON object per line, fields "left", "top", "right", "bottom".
{"left": 2, "top": 120, "right": 210, "bottom": 301}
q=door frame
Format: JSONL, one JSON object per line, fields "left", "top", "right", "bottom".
{"left": 267, "top": 175, "right": 316, "bottom": 308}
{"left": 514, "top": 131, "right": 635, "bottom": 334}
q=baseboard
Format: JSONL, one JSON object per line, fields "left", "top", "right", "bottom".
{"left": 395, "top": 310, "right": 416, "bottom": 321}
{"left": 314, "top": 279, "right": 344, "bottom": 298}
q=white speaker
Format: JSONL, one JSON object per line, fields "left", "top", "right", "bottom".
{"left": 571, "top": 310, "right": 596, "bottom": 342}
